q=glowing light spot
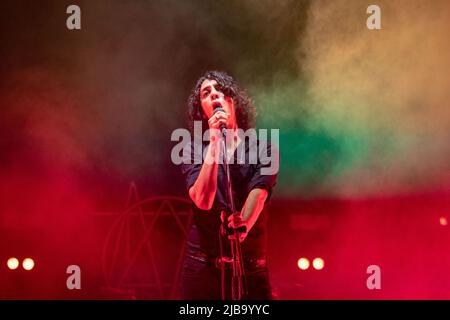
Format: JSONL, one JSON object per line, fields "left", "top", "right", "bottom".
{"left": 439, "top": 217, "right": 447, "bottom": 226}
{"left": 22, "top": 258, "right": 35, "bottom": 271}
{"left": 297, "top": 258, "right": 310, "bottom": 270}
{"left": 313, "top": 257, "right": 325, "bottom": 270}
{"left": 7, "top": 257, "right": 19, "bottom": 270}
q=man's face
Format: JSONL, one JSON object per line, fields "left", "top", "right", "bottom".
{"left": 199, "top": 79, "right": 236, "bottom": 128}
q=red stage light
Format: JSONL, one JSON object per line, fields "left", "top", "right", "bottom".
{"left": 439, "top": 217, "right": 448, "bottom": 226}
{"left": 313, "top": 258, "right": 325, "bottom": 270}
{"left": 7, "top": 257, "right": 19, "bottom": 270}
{"left": 297, "top": 257, "right": 310, "bottom": 270}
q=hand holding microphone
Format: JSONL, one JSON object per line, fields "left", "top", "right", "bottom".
{"left": 208, "top": 103, "right": 229, "bottom": 136}
{"left": 226, "top": 211, "right": 248, "bottom": 243}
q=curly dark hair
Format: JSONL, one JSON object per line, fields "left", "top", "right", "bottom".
{"left": 187, "top": 70, "right": 256, "bottom": 132}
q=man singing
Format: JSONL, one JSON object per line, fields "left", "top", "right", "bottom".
{"left": 180, "top": 70, "right": 278, "bottom": 300}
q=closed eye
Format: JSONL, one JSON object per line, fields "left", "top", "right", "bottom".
{"left": 201, "top": 84, "right": 222, "bottom": 99}
{"left": 201, "top": 89, "right": 210, "bottom": 99}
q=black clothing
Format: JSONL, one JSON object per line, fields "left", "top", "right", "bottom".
{"left": 181, "top": 138, "right": 277, "bottom": 256}
{"left": 180, "top": 137, "right": 278, "bottom": 299}
{"left": 181, "top": 226, "right": 273, "bottom": 300}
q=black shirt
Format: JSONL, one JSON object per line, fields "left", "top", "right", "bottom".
{"left": 181, "top": 137, "right": 278, "bottom": 258}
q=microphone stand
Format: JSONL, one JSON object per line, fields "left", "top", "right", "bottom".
{"left": 218, "top": 127, "right": 247, "bottom": 300}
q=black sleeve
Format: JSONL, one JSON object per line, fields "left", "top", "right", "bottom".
{"left": 180, "top": 141, "right": 203, "bottom": 192}
{"left": 247, "top": 141, "right": 279, "bottom": 202}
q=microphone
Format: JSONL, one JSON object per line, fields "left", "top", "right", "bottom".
{"left": 213, "top": 103, "right": 227, "bottom": 136}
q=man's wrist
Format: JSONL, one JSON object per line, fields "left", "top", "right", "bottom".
{"left": 204, "top": 142, "right": 219, "bottom": 164}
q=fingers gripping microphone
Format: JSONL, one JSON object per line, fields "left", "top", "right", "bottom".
{"left": 213, "top": 104, "right": 227, "bottom": 137}
{"left": 220, "top": 211, "right": 247, "bottom": 235}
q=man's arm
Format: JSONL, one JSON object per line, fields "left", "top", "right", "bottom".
{"left": 241, "top": 188, "right": 268, "bottom": 231}
{"left": 188, "top": 109, "right": 229, "bottom": 210}
{"left": 228, "top": 188, "right": 268, "bottom": 242}
{"left": 188, "top": 139, "right": 220, "bottom": 210}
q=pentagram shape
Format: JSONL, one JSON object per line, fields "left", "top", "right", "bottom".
{"left": 102, "top": 191, "right": 193, "bottom": 299}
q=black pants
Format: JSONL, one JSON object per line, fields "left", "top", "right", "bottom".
{"left": 180, "top": 249, "right": 273, "bottom": 300}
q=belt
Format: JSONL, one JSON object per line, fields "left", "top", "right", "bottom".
{"left": 187, "top": 251, "right": 267, "bottom": 269}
